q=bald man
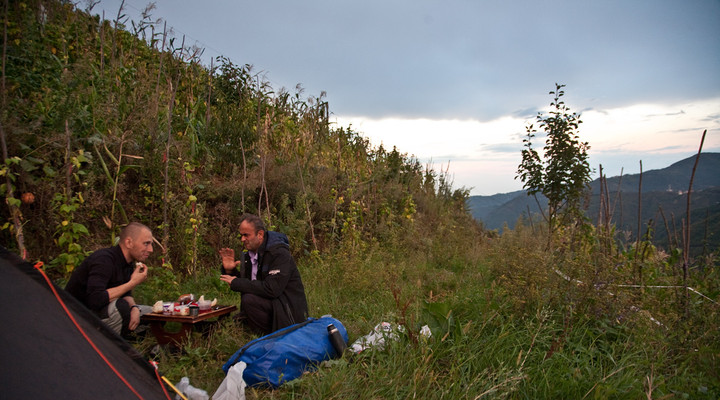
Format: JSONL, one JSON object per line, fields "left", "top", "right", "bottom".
{"left": 66, "top": 222, "right": 153, "bottom": 337}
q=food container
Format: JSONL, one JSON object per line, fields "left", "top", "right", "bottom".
{"left": 173, "top": 303, "right": 190, "bottom": 316}
{"left": 162, "top": 302, "right": 173, "bottom": 315}
{"left": 177, "top": 293, "right": 194, "bottom": 305}
{"left": 198, "top": 299, "right": 212, "bottom": 312}
{"left": 189, "top": 305, "right": 199, "bottom": 317}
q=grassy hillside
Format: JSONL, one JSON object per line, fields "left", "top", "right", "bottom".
{"left": 2, "top": 1, "right": 718, "bottom": 398}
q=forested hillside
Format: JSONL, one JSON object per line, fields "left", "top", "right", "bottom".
{"left": 1, "top": 0, "right": 475, "bottom": 276}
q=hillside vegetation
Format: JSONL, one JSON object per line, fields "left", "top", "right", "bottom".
{"left": 2, "top": 1, "right": 718, "bottom": 398}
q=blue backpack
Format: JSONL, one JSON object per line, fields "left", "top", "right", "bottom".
{"left": 222, "top": 316, "right": 349, "bottom": 388}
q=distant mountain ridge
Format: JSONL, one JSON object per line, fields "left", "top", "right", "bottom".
{"left": 467, "top": 153, "right": 720, "bottom": 253}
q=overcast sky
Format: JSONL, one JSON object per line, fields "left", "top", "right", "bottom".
{"left": 90, "top": 0, "right": 720, "bottom": 195}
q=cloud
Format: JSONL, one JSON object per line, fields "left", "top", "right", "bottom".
{"left": 479, "top": 143, "right": 523, "bottom": 154}
{"left": 702, "top": 113, "right": 720, "bottom": 123}
{"left": 511, "top": 108, "right": 539, "bottom": 119}
{"left": 647, "top": 110, "right": 686, "bottom": 118}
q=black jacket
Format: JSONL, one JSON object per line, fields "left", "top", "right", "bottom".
{"left": 65, "top": 245, "right": 134, "bottom": 315}
{"left": 223, "top": 231, "right": 308, "bottom": 331}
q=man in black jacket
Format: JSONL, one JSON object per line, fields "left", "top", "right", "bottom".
{"left": 219, "top": 214, "right": 308, "bottom": 334}
{"left": 65, "top": 222, "right": 152, "bottom": 337}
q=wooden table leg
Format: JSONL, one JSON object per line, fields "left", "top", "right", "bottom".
{"left": 148, "top": 321, "right": 194, "bottom": 346}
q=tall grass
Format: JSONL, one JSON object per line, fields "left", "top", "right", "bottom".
{"left": 131, "top": 222, "right": 718, "bottom": 399}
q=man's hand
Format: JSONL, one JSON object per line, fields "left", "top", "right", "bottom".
{"left": 128, "top": 306, "right": 141, "bottom": 331}
{"left": 219, "top": 248, "right": 241, "bottom": 272}
{"left": 107, "top": 265, "right": 148, "bottom": 303}
{"left": 220, "top": 274, "right": 237, "bottom": 286}
{"left": 130, "top": 263, "right": 148, "bottom": 285}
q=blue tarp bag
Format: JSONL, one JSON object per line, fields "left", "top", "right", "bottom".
{"left": 221, "top": 316, "right": 349, "bottom": 388}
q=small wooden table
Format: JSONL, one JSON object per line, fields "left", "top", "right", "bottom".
{"left": 141, "top": 305, "right": 237, "bottom": 346}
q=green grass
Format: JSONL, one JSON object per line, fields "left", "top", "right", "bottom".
{"left": 128, "top": 232, "right": 719, "bottom": 399}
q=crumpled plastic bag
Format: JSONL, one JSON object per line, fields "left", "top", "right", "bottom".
{"left": 348, "top": 322, "right": 399, "bottom": 353}
{"left": 349, "top": 322, "right": 431, "bottom": 353}
{"left": 419, "top": 324, "right": 432, "bottom": 339}
{"left": 175, "top": 377, "right": 209, "bottom": 400}
{"left": 212, "top": 361, "right": 247, "bottom": 400}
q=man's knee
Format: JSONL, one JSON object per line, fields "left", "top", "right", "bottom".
{"left": 241, "top": 294, "right": 271, "bottom": 312}
{"left": 101, "top": 299, "right": 129, "bottom": 335}
{"left": 240, "top": 294, "right": 272, "bottom": 334}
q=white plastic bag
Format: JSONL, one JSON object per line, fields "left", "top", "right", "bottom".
{"left": 175, "top": 377, "right": 209, "bottom": 400}
{"left": 349, "top": 322, "right": 432, "bottom": 353}
{"left": 349, "top": 322, "right": 400, "bottom": 353}
{"left": 212, "top": 361, "right": 247, "bottom": 400}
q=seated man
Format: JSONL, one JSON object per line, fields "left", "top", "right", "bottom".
{"left": 219, "top": 214, "right": 308, "bottom": 334}
{"left": 65, "top": 222, "right": 152, "bottom": 337}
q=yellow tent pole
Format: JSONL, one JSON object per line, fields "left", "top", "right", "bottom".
{"left": 161, "top": 376, "right": 189, "bottom": 400}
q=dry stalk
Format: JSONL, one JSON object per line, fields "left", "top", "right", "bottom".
{"left": 581, "top": 365, "right": 631, "bottom": 400}
{"left": 0, "top": 0, "right": 26, "bottom": 258}
{"left": 644, "top": 372, "right": 654, "bottom": 400}
{"left": 162, "top": 35, "right": 185, "bottom": 254}
{"left": 635, "top": 161, "right": 643, "bottom": 286}
{"left": 683, "top": 130, "right": 707, "bottom": 282}
{"left": 679, "top": 130, "right": 707, "bottom": 315}
{"left": 519, "top": 309, "right": 547, "bottom": 369}
{"left": 473, "top": 375, "right": 525, "bottom": 399}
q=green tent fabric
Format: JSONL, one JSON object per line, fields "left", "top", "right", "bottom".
{"left": 0, "top": 247, "right": 169, "bottom": 400}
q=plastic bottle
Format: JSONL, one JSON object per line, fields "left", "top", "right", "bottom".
{"left": 327, "top": 323, "right": 347, "bottom": 356}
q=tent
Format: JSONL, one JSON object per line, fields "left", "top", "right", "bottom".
{"left": 0, "top": 246, "right": 170, "bottom": 399}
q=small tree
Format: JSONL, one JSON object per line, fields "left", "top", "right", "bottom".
{"left": 516, "top": 84, "right": 592, "bottom": 242}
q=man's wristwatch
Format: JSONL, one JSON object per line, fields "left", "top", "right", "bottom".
{"left": 131, "top": 305, "right": 141, "bottom": 312}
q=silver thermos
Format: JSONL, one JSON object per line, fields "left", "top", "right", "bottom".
{"left": 327, "top": 324, "right": 347, "bottom": 356}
